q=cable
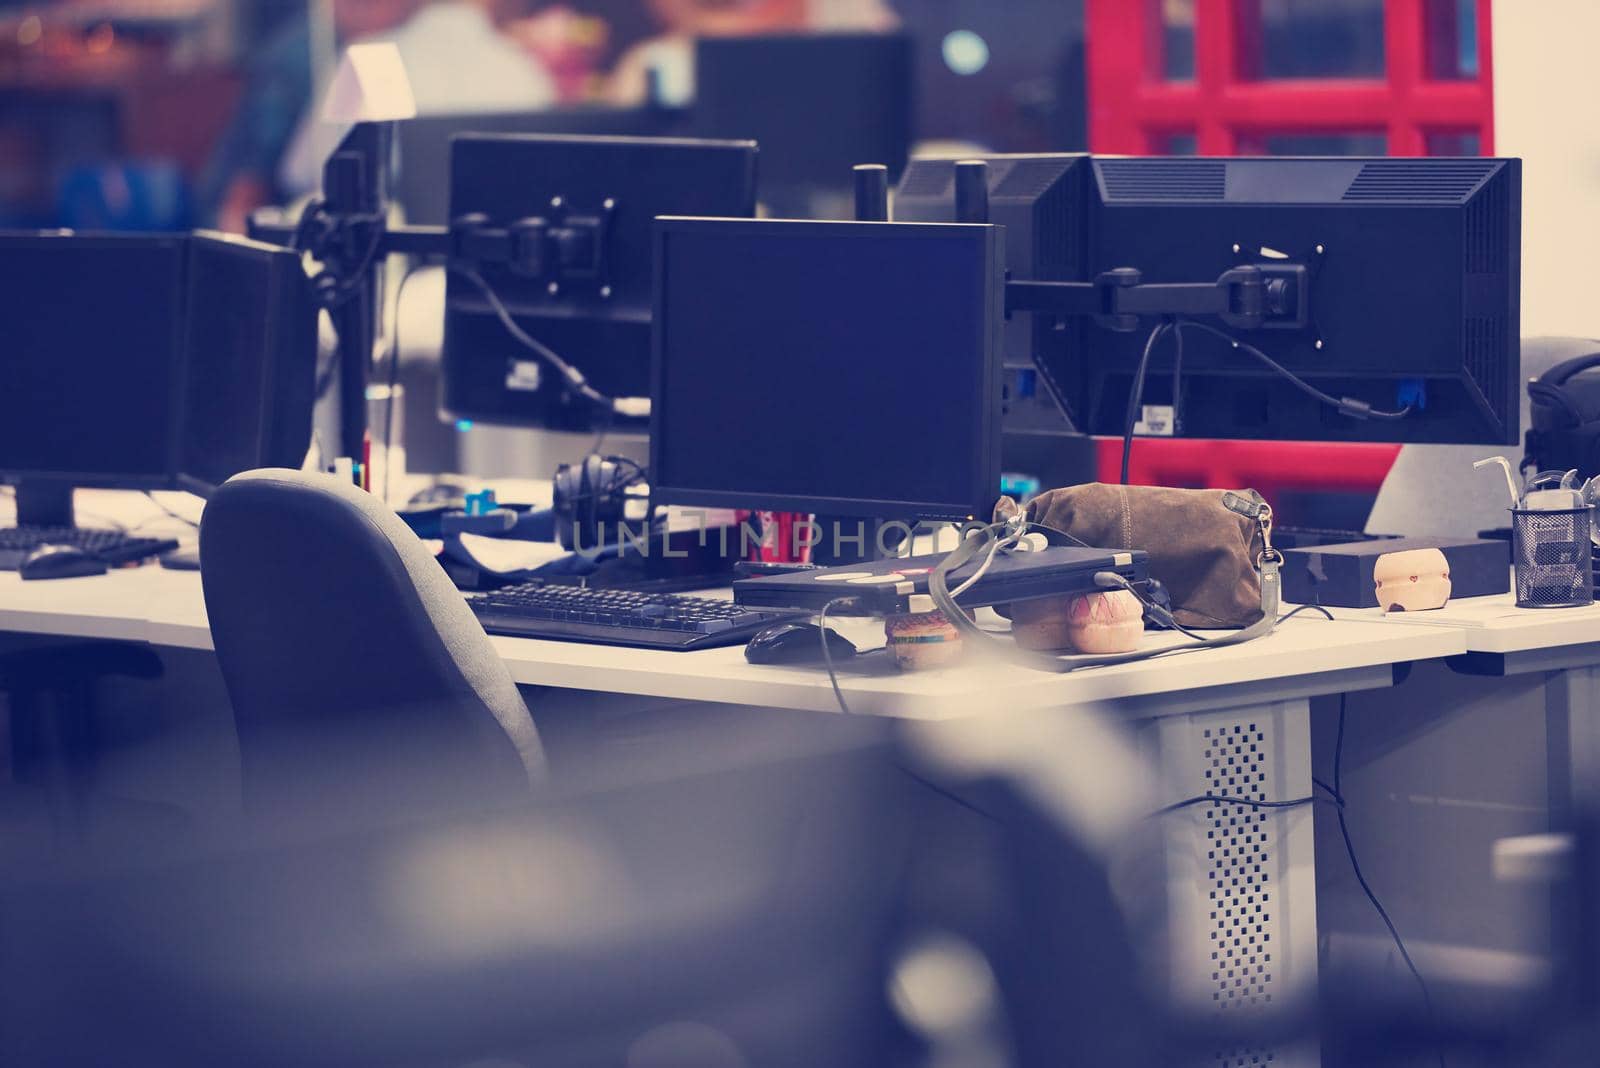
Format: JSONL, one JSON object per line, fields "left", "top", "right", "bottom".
{"left": 383, "top": 263, "right": 427, "bottom": 503}
{"left": 815, "top": 595, "right": 1003, "bottom": 822}
{"left": 818, "top": 596, "right": 857, "bottom": 717}
{"left": 313, "top": 339, "right": 339, "bottom": 402}
{"left": 1121, "top": 320, "right": 1172, "bottom": 485}
{"left": 137, "top": 492, "right": 199, "bottom": 531}
{"left": 1170, "top": 311, "right": 1185, "bottom": 436}
{"left": 1155, "top": 792, "right": 1331, "bottom": 816}
{"left": 1173, "top": 319, "right": 1413, "bottom": 422}
{"left": 949, "top": 527, "right": 1023, "bottom": 599}
{"left": 1332, "top": 694, "right": 1446, "bottom": 1068}
{"left": 451, "top": 266, "right": 650, "bottom": 418}
{"left": 1278, "top": 603, "right": 1336, "bottom": 624}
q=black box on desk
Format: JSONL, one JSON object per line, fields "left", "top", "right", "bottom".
{"left": 1281, "top": 537, "right": 1510, "bottom": 609}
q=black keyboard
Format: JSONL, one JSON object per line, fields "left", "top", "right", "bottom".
{"left": 0, "top": 527, "right": 180, "bottom": 571}
{"left": 466, "top": 582, "right": 806, "bottom": 650}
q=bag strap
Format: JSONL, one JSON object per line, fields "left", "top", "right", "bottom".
{"left": 928, "top": 496, "right": 1282, "bottom": 674}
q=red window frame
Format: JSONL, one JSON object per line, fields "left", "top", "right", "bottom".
{"left": 1081, "top": 1, "right": 1495, "bottom": 509}
{"left": 1086, "top": 0, "right": 1495, "bottom": 157}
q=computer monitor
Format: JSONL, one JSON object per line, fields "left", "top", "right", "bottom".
{"left": 693, "top": 33, "right": 914, "bottom": 219}
{"left": 0, "top": 231, "right": 316, "bottom": 528}
{"left": 394, "top": 107, "right": 692, "bottom": 226}
{"left": 440, "top": 134, "right": 758, "bottom": 433}
{"left": 0, "top": 232, "right": 187, "bottom": 525}
{"left": 895, "top": 154, "right": 1089, "bottom": 439}
{"left": 1063, "top": 156, "right": 1522, "bottom": 445}
{"left": 179, "top": 232, "right": 318, "bottom": 489}
{"left": 650, "top": 218, "right": 1004, "bottom": 522}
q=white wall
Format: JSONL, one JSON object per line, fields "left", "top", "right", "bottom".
{"left": 1493, "top": 0, "right": 1600, "bottom": 339}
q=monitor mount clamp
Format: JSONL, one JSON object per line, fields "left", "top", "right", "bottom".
{"left": 249, "top": 121, "right": 617, "bottom": 456}
{"left": 938, "top": 158, "right": 1310, "bottom": 334}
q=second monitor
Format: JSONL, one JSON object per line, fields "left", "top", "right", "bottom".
{"left": 650, "top": 218, "right": 1004, "bottom": 524}
{"left": 441, "top": 134, "right": 758, "bottom": 433}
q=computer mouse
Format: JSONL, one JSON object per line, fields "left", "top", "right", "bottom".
{"left": 19, "top": 544, "right": 108, "bottom": 581}
{"left": 744, "top": 621, "right": 857, "bottom": 666}
{"left": 158, "top": 544, "right": 202, "bottom": 571}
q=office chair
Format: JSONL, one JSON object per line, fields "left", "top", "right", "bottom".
{"left": 200, "top": 469, "right": 545, "bottom": 827}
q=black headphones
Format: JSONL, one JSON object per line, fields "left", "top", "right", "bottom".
{"left": 552, "top": 454, "right": 645, "bottom": 551}
{"left": 1525, "top": 344, "right": 1600, "bottom": 479}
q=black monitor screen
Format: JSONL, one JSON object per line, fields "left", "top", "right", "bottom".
{"left": 181, "top": 233, "right": 316, "bottom": 487}
{"left": 650, "top": 219, "right": 1003, "bottom": 521}
{"left": 0, "top": 234, "right": 185, "bottom": 484}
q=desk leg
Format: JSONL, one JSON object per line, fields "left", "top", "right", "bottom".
{"left": 1141, "top": 697, "right": 1320, "bottom": 1068}
{"left": 1547, "top": 665, "right": 1600, "bottom": 822}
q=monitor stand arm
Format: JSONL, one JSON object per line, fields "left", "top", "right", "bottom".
{"left": 1004, "top": 265, "right": 1306, "bottom": 333}
{"left": 248, "top": 121, "right": 616, "bottom": 456}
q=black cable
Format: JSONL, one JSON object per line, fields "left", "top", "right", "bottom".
{"left": 1278, "top": 603, "right": 1336, "bottom": 624}
{"left": 138, "top": 492, "right": 199, "bottom": 530}
{"left": 451, "top": 266, "right": 639, "bottom": 415}
{"left": 815, "top": 596, "right": 1003, "bottom": 822}
{"left": 1170, "top": 312, "right": 1185, "bottom": 436}
{"left": 1173, "top": 319, "right": 1413, "bottom": 422}
{"left": 1156, "top": 792, "right": 1330, "bottom": 816}
{"left": 588, "top": 411, "right": 613, "bottom": 457}
{"left": 383, "top": 263, "right": 427, "bottom": 503}
{"left": 313, "top": 339, "right": 340, "bottom": 402}
{"left": 1333, "top": 694, "right": 1446, "bottom": 1068}
{"left": 1121, "top": 320, "right": 1171, "bottom": 485}
{"left": 818, "top": 596, "right": 857, "bottom": 716}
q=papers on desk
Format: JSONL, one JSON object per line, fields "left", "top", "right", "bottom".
{"left": 456, "top": 533, "right": 570, "bottom": 575}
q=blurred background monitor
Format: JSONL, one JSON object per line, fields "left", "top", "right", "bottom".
{"left": 1061, "top": 156, "right": 1522, "bottom": 446}
{"left": 394, "top": 106, "right": 690, "bottom": 226}
{"left": 179, "top": 232, "right": 317, "bottom": 490}
{"left": 440, "top": 134, "right": 757, "bottom": 434}
{"left": 0, "top": 233, "right": 188, "bottom": 524}
{"left": 893, "top": 153, "right": 1095, "bottom": 487}
{"left": 692, "top": 32, "right": 914, "bottom": 219}
{"left": 650, "top": 217, "right": 1003, "bottom": 522}
{"left": 0, "top": 230, "right": 315, "bottom": 527}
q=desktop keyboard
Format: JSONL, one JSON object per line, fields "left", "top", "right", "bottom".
{"left": 0, "top": 527, "right": 180, "bottom": 571}
{"left": 466, "top": 583, "right": 806, "bottom": 650}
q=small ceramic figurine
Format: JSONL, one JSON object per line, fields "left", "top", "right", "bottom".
{"left": 1373, "top": 547, "right": 1452, "bottom": 612}
{"left": 1011, "top": 589, "right": 1145, "bottom": 653}
{"left": 885, "top": 598, "right": 963, "bottom": 669}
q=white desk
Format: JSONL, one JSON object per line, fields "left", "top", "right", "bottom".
{"left": 1293, "top": 593, "right": 1600, "bottom": 821}
{"left": 0, "top": 557, "right": 1466, "bottom": 1068}
{"left": 3, "top": 565, "right": 1462, "bottom": 718}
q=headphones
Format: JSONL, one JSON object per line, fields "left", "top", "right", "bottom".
{"left": 552, "top": 454, "right": 645, "bottom": 551}
{"left": 1525, "top": 343, "right": 1600, "bottom": 479}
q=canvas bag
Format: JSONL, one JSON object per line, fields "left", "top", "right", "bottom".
{"left": 996, "top": 483, "right": 1268, "bottom": 629}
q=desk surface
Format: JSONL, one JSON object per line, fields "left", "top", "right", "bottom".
{"left": 0, "top": 564, "right": 1465, "bottom": 719}
{"left": 0, "top": 485, "right": 1479, "bottom": 718}
{"left": 1296, "top": 594, "right": 1600, "bottom": 656}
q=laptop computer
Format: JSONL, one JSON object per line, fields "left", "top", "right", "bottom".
{"left": 732, "top": 545, "right": 1148, "bottom": 615}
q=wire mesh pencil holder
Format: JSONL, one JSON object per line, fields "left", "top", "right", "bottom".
{"left": 1511, "top": 507, "right": 1593, "bottom": 608}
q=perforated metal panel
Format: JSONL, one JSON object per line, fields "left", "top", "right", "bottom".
{"left": 1141, "top": 701, "right": 1318, "bottom": 1068}
{"left": 1204, "top": 720, "right": 1279, "bottom": 1067}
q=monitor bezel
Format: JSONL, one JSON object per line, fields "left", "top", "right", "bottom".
{"left": 0, "top": 231, "right": 189, "bottom": 492}
{"left": 648, "top": 216, "right": 1005, "bottom": 523}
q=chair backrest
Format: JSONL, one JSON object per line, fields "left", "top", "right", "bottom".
{"left": 200, "top": 469, "right": 544, "bottom": 824}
